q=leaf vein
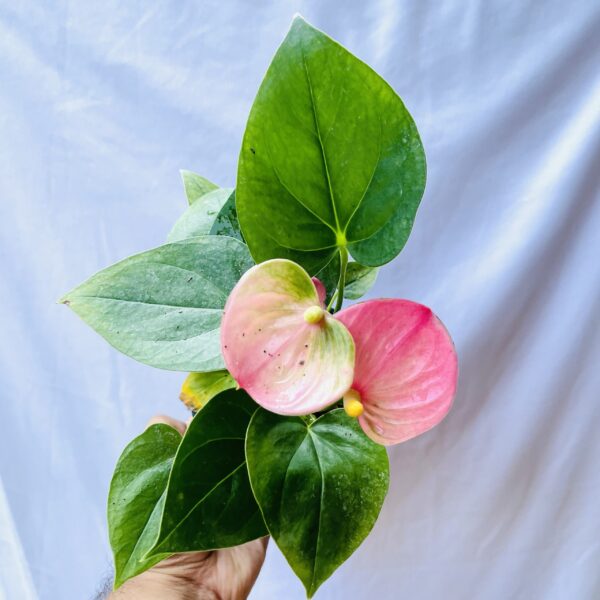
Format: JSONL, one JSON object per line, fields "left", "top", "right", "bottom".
{"left": 307, "top": 430, "right": 325, "bottom": 594}
{"left": 156, "top": 460, "right": 247, "bottom": 550}
{"left": 300, "top": 45, "right": 341, "bottom": 233}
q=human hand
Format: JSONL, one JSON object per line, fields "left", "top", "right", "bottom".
{"left": 110, "top": 415, "right": 268, "bottom": 600}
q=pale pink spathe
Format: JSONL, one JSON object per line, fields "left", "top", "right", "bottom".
{"left": 221, "top": 260, "right": 355, "bottom": 415}
{"left": 335, "top": 299, "right": 458, "bottom": 445}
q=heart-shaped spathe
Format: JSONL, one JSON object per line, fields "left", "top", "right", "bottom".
{"left": 335, "top": 299, "right": 458, "bottom": 445}
{"left": 221, "top": 259, "right": 355, "bottom": 415}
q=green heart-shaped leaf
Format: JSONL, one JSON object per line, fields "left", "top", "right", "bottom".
{"left": 168, "top": 188, "right": 234, "bottom": 242}
{"left": 108, "top": 423, "right": 181, "bottom": 589}
{"left": 237, "top": 16, "right": 426, "bottom": 274}
{"left": 180, "top": 169, "right": 219, "bottom": 205}
{"left": 344, "top": 262, "right": 378, "bottom": 300}
{"left": 246, "top": 408, "right": 389, "bottom": 597}
{"left": 150, "top": 389, "right": 267, "bottom": 555}
{"left": 61, "top": 236, "right": 253, "bottom": 372}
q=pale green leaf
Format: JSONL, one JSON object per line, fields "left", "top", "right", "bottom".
{"left": 209, "top": 190, "right": 244, "bottom": 241}
{"left": 344, "top": 262, "right": 378, "bottom": 299}
{"left": 168, "top": 188, "right": 234, "bottom": 242}
{"left": 61, "top": 236, "right": 253, "bottom": 372}
{"left": 180, "top": 170, "right": 219, "bottom": 205}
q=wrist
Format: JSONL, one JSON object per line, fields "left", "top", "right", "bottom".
{"left": 110, "top": 571, "right": 219, "bottom": 600}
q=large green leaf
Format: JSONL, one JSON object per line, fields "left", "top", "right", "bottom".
{"left": 344, "top": 262, "right": 378, "bottom": 299}
{"left": 246, "top": 408, "right": 389, "bottom": 597}
{"left": 108, "top": 424, "right": 181, "bottom": 589}
{"left": 150, "top": 390, "right": 267, "bottom": 554}
{"left": 180, "top": 169, "right": 219, "bottom": 205}
{"left": 237, "top": 16, "right": 426, "bottom": 276}
{"left": 168, "top": 188, "right": 235, "bottom": 243}
{"left": 61, "top": 236, "right": 253, "bottom": 372}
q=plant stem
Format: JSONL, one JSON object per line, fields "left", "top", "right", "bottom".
{"left": 301, "top": 414, "right": 316, "bottom": 426}
{"left": 333, "top": 246, "right": 348, "bottom": 313}
{"left": 326, "top": 290, "right": 337, "bottom": 312}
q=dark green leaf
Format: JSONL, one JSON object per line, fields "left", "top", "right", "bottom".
{"left": 314, "top": 253, "right": 340, "bottom": 306}
{"left": 61, "top": 236, "right": 253, "bottom": 372}
{"left": 168, "top": 188, "right": 234, "bottom": 242}
{"left": 209, "top": 190, "right": 244, "bottom": 241}
{"left": 344, "top": 262, "right": 378, "bottom": 299}
{"left": 246, "top": 408, "right": 389, "bottom": 597}
{"left": 180, "top": 170, "right": 219, "bottom": 205}
{"left": 237, "top": 16, "right": 426, "bottom": 275}
{"left": 108, "top": 424, "right": 181, "bottom": 588}
{"left": 150, "top": 390, "right": 267, "bottom": 554}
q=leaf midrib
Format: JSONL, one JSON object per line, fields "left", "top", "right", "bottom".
{"left": 301, "top": 45, "right": 341, "bottom": 235}
{"left": 266, "top": 147, "right": 338, "bottom": 237}
{"left": 307, "top": 429, "right": 326, "bottom": 595}
{"left": 69, "top": 296, "right": 224, "bottom": 311}
{"left": 153, "top": 437, "right": 246, "bottom": 551}
{"left": 119, "top": 489, "right": 167, "bottom": 584}
{"left": 299, "top": 40, "right": 384, "bottom": 245}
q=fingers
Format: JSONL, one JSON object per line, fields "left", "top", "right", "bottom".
{"left": 146, "top": 414, "right": 187, "bottom": 436}
{"left": 259, "top": 535, "right": 269, "bottom": 551}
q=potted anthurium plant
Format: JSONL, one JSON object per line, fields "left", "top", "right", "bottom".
{"left": 61, "top": 16, "right": 458, "bottom": 598}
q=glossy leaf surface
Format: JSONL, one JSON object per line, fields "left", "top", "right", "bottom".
{"left": 179, "top": 370, "right": 236, "bottom": 412}
{"left": 180, "top": 169, "right": 219, "bottom": 205}
{"left": 221, "top": 259, "right": 354, "bottom": 415}
{"left": 61, "top": 237, "right": 253, "bottom": 372}
{"left": 336, "top": 299, "right": 458, "bottom": 445}
{"left": 167, "top": 188, "right": 234, "bottom": 242}
{"left": 246, "top": 408, "right": 389, "bottom": 597}
{"left": 150, "top": 389, "right": 267, "bottom": 554}
{"left": 108, "top": 424, "right": 181, "bottom": 588}
{"left": 237, "top": 16, "right": 426, "bottom": 274}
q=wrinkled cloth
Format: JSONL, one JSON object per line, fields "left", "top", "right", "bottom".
{"left": 0, "top": 1, "right": 599, "bottom": 599}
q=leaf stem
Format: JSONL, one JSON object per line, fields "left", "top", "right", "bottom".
{"left": 326, "top": 290, "right": 337, "bottom": 312}
{"left": 301, "top": 414, "right": 317, "bottom": 426}
{"left": 333, "top": 246, "right": 348, "bottom": 313}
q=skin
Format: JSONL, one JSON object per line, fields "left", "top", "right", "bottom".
{"left": 109, "top": 415, "right": 268, "bottom": 600}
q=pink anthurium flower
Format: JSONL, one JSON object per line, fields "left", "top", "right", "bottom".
{"left": 221, "top": 259, "right": 355, "bottom": 415}
{"left": 335, "top": 299, "right": 458, "bottom": 446}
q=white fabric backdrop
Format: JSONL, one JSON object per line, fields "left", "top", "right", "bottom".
{"left": 1, "top": 1, "right": 599, "bottom": 598}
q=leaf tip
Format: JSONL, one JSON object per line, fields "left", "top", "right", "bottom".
{"left": 305, "top": 581, "right": 320, "bottom": 598}
{"left": 179, "top": 168, "right": 190, "bottom": 186}
{"left": 290, "top": 13, "right": 313, "bottom": 35}
{"left": 112, "top": 576, "right": 124, "bottom": 592}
